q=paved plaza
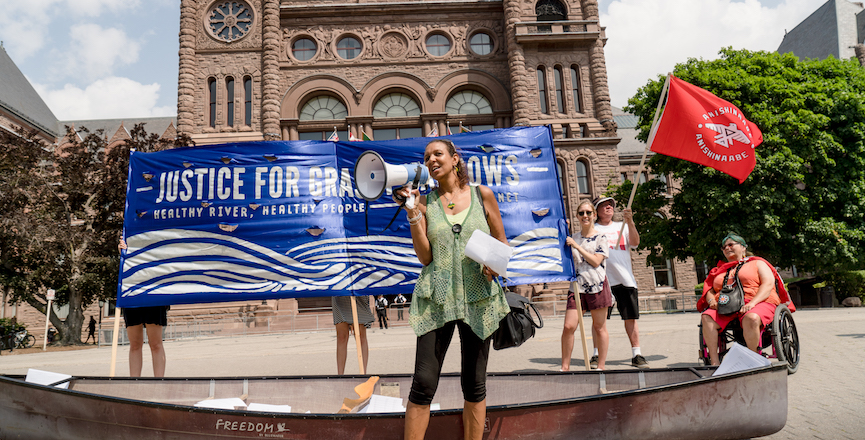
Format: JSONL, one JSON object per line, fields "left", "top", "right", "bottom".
{"left": 2, "top": 307, "right": 863, "bottom": 439}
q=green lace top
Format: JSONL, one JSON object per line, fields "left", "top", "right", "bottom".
{"left": 409, "top": 187, "right": 510, "bottom": 340}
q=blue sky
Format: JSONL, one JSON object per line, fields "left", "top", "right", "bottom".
{"left": 0, "top": 0, "right": 830, "bottom": 121}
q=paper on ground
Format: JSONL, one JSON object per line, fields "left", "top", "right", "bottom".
{"left": 247, "top": 403, "right": 292, "bottom": 413}
{"left": 356, "top": 394, "right": 406, "bottom": 413}
{"left": 711, "top": 342, "right": 771, "bottom": 376}
{"left": 25, "top": 369, "right": 72, "bottom": 389}
{"left": 464, "top": 229, "right": 512, "bottom": 277}
{"left": 194, "top": 397, "right": 248, "bottom": 410}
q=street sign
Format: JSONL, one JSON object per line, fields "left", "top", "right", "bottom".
{"left": 46, "top": 289, "right": 55, "bottom": 301}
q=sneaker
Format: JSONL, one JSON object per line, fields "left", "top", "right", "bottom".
{"left": 589, "top": 355, "right": 599, "bottom": 370}
{"left": 631, "top": 354, "right": 649, "bottom": 368}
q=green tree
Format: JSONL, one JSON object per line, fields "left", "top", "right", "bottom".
{"left": 622, "top": 48, "right": 865, "bottom": 274}
{"left": 0, "top": 123, "right": 191, "bottom": 344}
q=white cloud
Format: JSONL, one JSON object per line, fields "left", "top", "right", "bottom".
{"left": 35, "top": 77, "right": 175, "bottom": 120}
{"left": 61, "top": 0, "right": 141, "bottom": 17}
{"left": 58, "top": 24, "right": 141, "bottom": 82}
{"left": 0, "top": 0, "right": 64, "bottom": 60}
{"left": 600, "top": 0, "right": 829, "bottom": 107}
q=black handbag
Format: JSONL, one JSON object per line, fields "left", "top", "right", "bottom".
{"left": 717, "top": 262, "right": 745, "bottom": 315}
{"left": 493, "top": 292, "right": 544, "bottom": 350}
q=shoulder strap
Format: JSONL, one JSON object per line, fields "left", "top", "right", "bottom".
{"left": 722, "top": 261, "right": 745, "bottom": 286}
{"left": 474, "top": 186, "right": 488, "bottom": 219}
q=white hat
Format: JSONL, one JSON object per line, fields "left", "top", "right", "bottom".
{"left": 593, "top": 197, "right": 616, "bottom": 209}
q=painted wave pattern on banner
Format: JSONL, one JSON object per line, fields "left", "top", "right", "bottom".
{"left": 120, "top": 227, "right": 563, "bottom": 299}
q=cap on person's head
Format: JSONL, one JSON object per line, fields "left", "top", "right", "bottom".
{"left": 721, "top": 233, "right": 747, "bottom": 248}
{"left": 593, "top": 197, "right": 616, "bottom": 209}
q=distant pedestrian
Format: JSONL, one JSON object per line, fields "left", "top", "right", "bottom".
{"left": 85, "top": 316, "right": 97, "bottom": 344}
{"left": 375, "top": 295, "right": 389, "bottom": 329}
{"left": 395, "top": 293, "right": 407, "bottom": 320}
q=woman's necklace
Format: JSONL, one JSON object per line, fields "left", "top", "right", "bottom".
{"left": 442, "top": 187, "right": 463, "bottom": 209}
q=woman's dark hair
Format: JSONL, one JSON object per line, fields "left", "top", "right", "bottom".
{"left": 428, "top": 139, "right": 469, "bottom": 187}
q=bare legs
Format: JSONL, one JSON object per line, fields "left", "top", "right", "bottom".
{"left": 404, "top": 400, "right": 485, "bottom": 440}
{"left": 561, "top": 307, "right": 609, "bottom": 370}
{"left": 404, "top": 402, "right": 431, "bottom": 440}
{"left": 463, "top": 399, "right": 486, "bottom": 440}
{"left": 127, "top": 324, "right": 165, "bottom": 377}
{"left": 624, "top": 319, "right": 640, "bottom": 348}
{"left": 560, "top": 309, "right": 580, "bottom": 371}
{"left": 590, "top": 308, "right": 609, "bottom": 370}
{"left": 335, "top": 322, "right": 368, "bottom": 375}
{"left": 703, "top": 312, "right": 763, "bottom": 366}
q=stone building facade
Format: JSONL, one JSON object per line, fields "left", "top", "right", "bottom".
{"left": 174, "top": 0, "right": 702, "bottom": 305}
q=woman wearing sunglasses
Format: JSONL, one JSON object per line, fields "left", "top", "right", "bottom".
{"left": 699, "top": 233, "right": 783, "bottom": 365}
{"left": 560, "top": 199, "right": 611, "bottom": 371}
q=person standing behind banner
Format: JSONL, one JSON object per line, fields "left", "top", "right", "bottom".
{"left": 332, "top": 295, "right": 374, "bottom": 375}
{"left": 593, "top": 197, "right": 649, "bottom": 369}
{"left": 118, "top": 239, "right": 168, "bottom": 377}
{"left": 561, "top": 200, "right": 611, "bottom": 371}
{"left": 394, "top": 293, "right": 407, "bottom": 320}
{"left": 396, "top": 138, "right": 510, "bottom": 440}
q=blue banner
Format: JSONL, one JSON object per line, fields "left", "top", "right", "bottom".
{"left": 119, "top": 126, "right": 575, "bottom": 307}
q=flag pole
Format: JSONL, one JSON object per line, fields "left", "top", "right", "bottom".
{"left": 617, "top": 73, "right": 672, "bottom": 245}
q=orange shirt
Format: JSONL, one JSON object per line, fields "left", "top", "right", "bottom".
{"left": 712, "top": 259, "right": 781, "bottom": 305}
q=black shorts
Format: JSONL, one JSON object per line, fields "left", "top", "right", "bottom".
{"left": 607, "top": 285, "right": 640, "bottom": 320}
{"left": 123, "top": 306, "right": 169, "bottom": 328}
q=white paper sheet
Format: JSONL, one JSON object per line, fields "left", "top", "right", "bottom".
{"left": 356, "top": 394, "right": 406, "bottom": 413}
{"left": 247, "top": 403, "right": 292, "bottom": 413}
{"left": 194, "top": 397, "right": 248, "bottom": 410}
{"left": 464, "top": 229, "right": 512, "bottom": 277}
{"left": 25, "top": 369, "right": 72, "bottom": 389}
{"left": 711, "top": 342, "right": 771, "bottom": 376}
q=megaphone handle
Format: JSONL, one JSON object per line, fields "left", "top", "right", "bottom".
{"left": 405, "top": 183, "right": 417, "bottom": 209}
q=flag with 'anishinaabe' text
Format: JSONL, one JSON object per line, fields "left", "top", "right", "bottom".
{"left": 649, "top": 76, "right": 763, "bottom": 183}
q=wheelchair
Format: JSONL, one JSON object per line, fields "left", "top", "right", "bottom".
{"left": 698, "top": 303, "right": 800, "bottom": 374}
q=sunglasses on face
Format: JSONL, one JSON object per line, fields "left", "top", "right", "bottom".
{"left": 577, "top": 210, "right": 593, "bottom": 217}
{"left": 721, "top": 242, "right": 737, "bottom": 250}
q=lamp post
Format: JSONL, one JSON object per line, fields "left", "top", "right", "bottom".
{"left": 97, "top": 299, "right": 104, "bottom": 347}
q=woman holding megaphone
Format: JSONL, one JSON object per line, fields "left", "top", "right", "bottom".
{"left": 395, "top": 139, "right": 510, "bottom": 440}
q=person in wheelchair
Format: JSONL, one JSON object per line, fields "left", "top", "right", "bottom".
{"left": 698, "top": 233, "right": 785, "bottom": 365}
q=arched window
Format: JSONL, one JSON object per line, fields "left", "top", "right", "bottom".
{"left": 536, "top": 0, "right": 566, "bottom": 21}
{"left": 570, "top": 66, "right": 582, "bottom": 113}
{"left": 208, "top": 77, "right": 217, "bottom": 128}
{"left": 537, "top": 68, "right": 548, "bottom": 115}
{"left": 225, "top": 76, "right": 235, "bottom": 127}
{"left": 373, "top": 93, "right": 421, "bottom": 117}
{"left": 292, "top": 38, "right": 317, "bottom": 61}
{"left": 299, "top": 96, "right": 348, "bottom": 121}
{"left": 446, "top": 91, "right": 492, "bottom": 115}
{"left": 243, "top": 76, "right": 252, "bottom": 126}
{"left": 575, "top": 159, "right": 589, "bottom": 194}
{"left": 337, "top": 36, "right": 362, "bottom": 59}
{"left": 554, "top": 66, "right": 564, "bottom": 113}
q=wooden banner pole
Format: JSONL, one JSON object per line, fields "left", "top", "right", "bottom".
{"left": 109, "top": 306, "right": 122, "bottom": 377}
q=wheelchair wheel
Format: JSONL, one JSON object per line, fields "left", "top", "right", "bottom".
{"left": 771, "top": 305, "right": 799, "bottom": 374}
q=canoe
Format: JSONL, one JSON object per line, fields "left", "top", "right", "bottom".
{"left": 0, "top": 364, "right": 787, "bottom": 440}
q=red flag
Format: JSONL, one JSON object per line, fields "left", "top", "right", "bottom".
{"left": 649, "top": 76, "right": 763, "bottom": 183}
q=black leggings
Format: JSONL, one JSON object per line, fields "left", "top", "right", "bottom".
{"left": 408, "top": 320, "right": 491, "bottom": 405}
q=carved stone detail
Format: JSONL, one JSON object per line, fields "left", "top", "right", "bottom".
{"left": 379, "top": 32, "right": 408, "bottom": 60}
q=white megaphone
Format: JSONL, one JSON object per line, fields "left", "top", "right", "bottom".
{"left": 354, "top": 151, "right": 431, "bottom": 209}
